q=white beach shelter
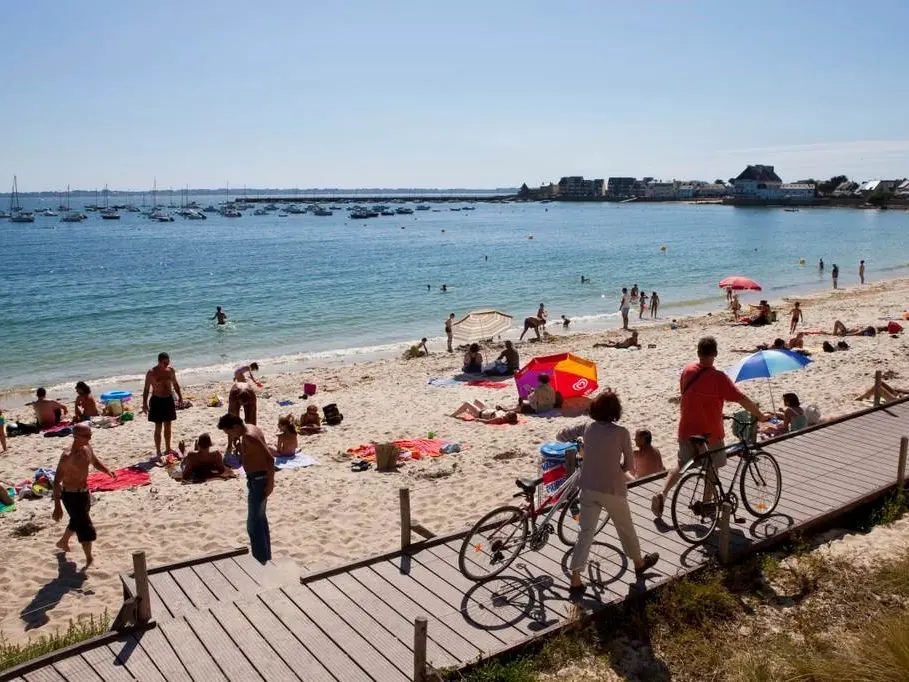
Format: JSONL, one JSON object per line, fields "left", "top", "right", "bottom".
{"left": 451, "top": 309, "right": 513, "bottom": 342}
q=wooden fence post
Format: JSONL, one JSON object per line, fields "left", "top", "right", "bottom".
{"left": 899, "top": 437, "right": 908, "bottom": 488}
{"left": 133, "top": 551, "right": 152, "bottom": 623}
{"left": 718, "top": 502, "right": 731, "bottom": 564}
{"left": 413, "top": 616, "right": 428, "bottom": 682}
{"left": 400, "top": 488, "right": 411, "bottom": 550}
{"left": 874, "top": 370, "right": 883, "bottom": 406}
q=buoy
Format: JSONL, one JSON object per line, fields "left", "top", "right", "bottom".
{"left": 660, "top": 245, "right": 667, "bottom": 252}
{"left": 441, "top": 229, "right": 446, "bottom": 233}
{"left": 798, "top": 258, "right": 806, "bottom": 265}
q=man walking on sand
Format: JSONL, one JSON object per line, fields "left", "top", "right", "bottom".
{"left": 52, "top": 423, "right": 116, "bottom": 567}
{"left": 619, "top": 288, "right": 631, "bottom": 330}
{"left": 217, "top": 413, "right": 275, "bottom": 563}
{"left": 651, "top": 337, "right": 767, "bottom": 518}
{"left": 142, "top": 352, "right": 183, "bottom": 456}
{"left": 859, "top": 260, "right": 865, "bottom": 285}
{"left": 445, "top": 313, "right": 456, "bottom": 352}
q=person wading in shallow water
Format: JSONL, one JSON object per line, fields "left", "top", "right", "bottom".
{"left": 52, "top": 423, "right": 115, "bottom": 568}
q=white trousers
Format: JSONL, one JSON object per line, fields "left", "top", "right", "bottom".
{"left": 570, "top": 489, "right": 642, "bottom": 573}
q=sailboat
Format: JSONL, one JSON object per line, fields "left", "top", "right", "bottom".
{"left": 101, "top": 184, "right": 120, "bottom": 219}
{"left": 9, "top": 176, "right": 35, "bottom": 222}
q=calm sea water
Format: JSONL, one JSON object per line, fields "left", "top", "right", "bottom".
{"left": 2, "top": 198, "right": 908, "bottom": 393}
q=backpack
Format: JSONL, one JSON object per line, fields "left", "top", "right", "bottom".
{"left": 323, "top": 403, "right": 344, "bottom": 426}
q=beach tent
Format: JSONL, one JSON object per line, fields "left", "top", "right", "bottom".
{"left": 515, "top": 353, "right": 599, "bottom": 400}
{"left": 451, "top": 309, "right": 513, "bottom": 342}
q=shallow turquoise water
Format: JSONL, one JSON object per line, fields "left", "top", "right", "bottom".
{"left": 2, "top": 198, "right": 907, "bottom": 390}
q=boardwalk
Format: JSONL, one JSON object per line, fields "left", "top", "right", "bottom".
{"left": 3, "top": 399, "right": 909, "bottom": 681}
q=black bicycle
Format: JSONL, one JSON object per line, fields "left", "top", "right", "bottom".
{"left": 670, "top": 414, "right": 782, "bottom": 544}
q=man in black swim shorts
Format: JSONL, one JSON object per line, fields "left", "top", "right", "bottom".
{"left": 142, "top": 352, "right": 184, "bottom": 457}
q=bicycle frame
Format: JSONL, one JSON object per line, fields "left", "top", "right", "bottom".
{"left": 519, "top": 468, "right": 580, "bottom": 535}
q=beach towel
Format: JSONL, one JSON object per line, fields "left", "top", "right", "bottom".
{"left": 274, "top": 453, "right": 320, "bottom": 470}
{"left": 277, "top": 399, "right": 295, "bottom": 407}
{"left": 1, "top": 488, "right": 15, "bottom": 513}
{"left": 86, "top": 467, "right": 151, "bottom": 492}
{"left": 466, "top": 379, "right": 509, "bottom": 389}
{"left": 428, "top": 378, "right": 464, "bottom": 387}
{"left": 347, "top": 438, "right": 458, "bottom": 462}
{"left": 41, "top": 420, "right": 73, "bottom": 433}
{"left": 224, "top": 453, "right": 243, "bottom": 469}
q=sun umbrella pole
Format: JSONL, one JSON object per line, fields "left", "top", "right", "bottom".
{"left": 765, "top": 377, "right": 776, "bottom": 412}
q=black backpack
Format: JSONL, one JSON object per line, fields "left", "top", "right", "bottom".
{"left": 323, "top": 403, "right": 344, "bottom": 426}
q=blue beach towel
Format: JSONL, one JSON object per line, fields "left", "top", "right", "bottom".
{"left": 274, "top": 453, "right": 320, "bottom": 470}
{"left": 427, "top": 378, "right": 464, "bottom": 387}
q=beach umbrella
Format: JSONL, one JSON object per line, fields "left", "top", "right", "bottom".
{"left": 725, "top": 349, "right": 812, "bottom": 410}
{"left": 515, "top": 353, "right": 599, "bottom": 400}
{"left": 718, "top": 276, "right": 762, "bottom": 291}
{"left": 451, "top": 309, "right": 513, "bottom": 342}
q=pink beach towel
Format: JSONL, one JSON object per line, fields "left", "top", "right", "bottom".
{"left": 466, "top": 380, "right": 509, "bottom": 389}
{"left": 87, "top": 467, "right": 151, "bottom": 492}
{"left": 347, "top": 438, "right": 457, "bottom": 462}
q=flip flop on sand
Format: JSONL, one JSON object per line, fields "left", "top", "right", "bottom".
{"left": 351, "top": 460, "right": 371, "bottom": 472}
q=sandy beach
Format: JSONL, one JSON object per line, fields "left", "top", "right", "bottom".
{"left": 1, "top": 276, "right": 908, "bottom": 643}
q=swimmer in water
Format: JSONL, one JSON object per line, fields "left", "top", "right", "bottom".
{"left": 234, "top": 362, "right": 261, "bottom": 385}
{"left": 562, "top": 315, "right": 570, "bottom": 328}
{"left": 441, "top": 284, "right": 448, "bottom": 292}
{"left": 212, "top": 306, "right": 227, "bottom": 325}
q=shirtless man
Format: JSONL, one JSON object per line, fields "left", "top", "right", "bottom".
{"left": 212, "top": 306, "right": 227, "bottom": 325}
{"left": 217, "top": 413, "right": 275, "bottom": 563}
{"left": 142, "top": 352, "right": 183, "bottom": 457}
{"left": 52, "top": 424, "right": 115, "bottom": 567}
{"left": 445, "top": 313, "right": 456, "bottom": 353}
{"left": 28, "top": 388, "right": 68, "bottom": 428}
{"left": 519, "top": 316, "right": 544, "bottom": 341}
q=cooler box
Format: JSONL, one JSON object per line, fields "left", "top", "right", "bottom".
{"left": 538, "top": 442, "right": 579, "bottom": 503}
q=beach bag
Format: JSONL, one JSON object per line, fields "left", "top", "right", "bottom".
{"left": 323, "top": 403, "right": 343, "bottom": 426}
{"left": 375, "top": 443, "right": 398, "bottom": 472}
{"left": 303, "top": 383, "right": 317, "bottom": 397}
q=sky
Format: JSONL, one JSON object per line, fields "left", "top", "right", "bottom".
{"left": 1, "top": 0, "right": 908, "bottom": 190}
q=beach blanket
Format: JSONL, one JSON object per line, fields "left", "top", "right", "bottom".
{"left": 466, "top": 379, "right": 509, "bottom": 389}
{"left": 428, "top": 378, "right": 464, "bottom": 387}
{"left": 275, "top": 453, "right": 320, "bottom": 470}
{"left": 347, "top": 438, "right": 457, "bottom": 462}
{"left": 87, "top": 466, "right": 151, "bottom": 492}
{"left": 41, "top": 420, "right": 73, "bottom": 434}
{"left": 428, "top": 377, "right": 509, "bottom": 389}
{"left": 1, "top": 489, "right": 15, "bottom": 514}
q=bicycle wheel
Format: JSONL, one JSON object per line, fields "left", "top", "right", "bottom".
{"left": 671, "top": 470, "right": 721, "bottom": 544}
{"left": 458, "top": 505, "right": 529, "bottom": 581}
{"left": 556, "top": 490, "right": 611, "bottom": 546}
{"left": 740, "top": 450, "right": 782, "bottom": 518}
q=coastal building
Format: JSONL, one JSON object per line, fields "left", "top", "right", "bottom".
{"left": 729, "top": 165, "right": 816, "bottom": 205}
{"left": 896, "top": 180, "right": 909, "bottom": 196}
{"left": 645, "top": 181, "right": 679, "bottom": 200}
{"left": 607, "top": 177, "right": 636, "bottom": 197}
{"left": 832, "top": 180, "right": 859, "bottom": 196}
{"left": 557, "top": 176, "right": 605, "bottom": 198}
{"left": 697, "top": 183, "right": 729, "bottom": 198}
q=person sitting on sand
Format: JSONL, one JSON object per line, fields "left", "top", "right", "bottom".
{"left": 233, "top": 362, "right": 261, "bottom": 385}
{"left": 486, "top": 340, "right": 519, "bottom": 376}
{"left": 299, "top": 404, "right": 322, "bottom": 433}
{"left": 788, "top": 332, "right": 805, "bottom": 349}
{"left": 499, "top": 374, "right": 560, "bottom": 414}
{"left": 276, "top": 415, "right": 298, "bottom": 456}
{"left": 763, "top": 392, "right": 808, "bottom": 437}
{"left": 179, "top": 433, "right": 234, "bottom": 482}
{"left": 520, "top": 315, "right": 545, "bottom": 341}
{"left": 632, "top": 430, "right": 665, "bottom": 478}
{"left": 747, "top": 300, "right": 771, "bottom": 326}
{"left": 73, "top": 382, "right": 99, "bottom": 422}
{"left": 28, "top": 387, "right": 69, "bottom": 428}
{"left": 594, "top": 331, "right": 640, "bottom": 349}
{"left": 450, "top": 401, "right": 519, "bottom": 424}
{"left": 463, "top": 343, "right": 484, "bottom": 374}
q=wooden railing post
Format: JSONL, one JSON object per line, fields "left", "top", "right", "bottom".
{"left": 413, "top": 616, "right": 428, "bottom": 681}
{"left": 718, "top": 502, "right": 731, "bottom": 564}
{"left": 400, "top": 488, "right": 411, "bottom": 550}
{"left": 132, "top": 551, "right": 152, "bottom": 623}
{"left": 874, "top": 370, "right": 883, "bottom": 406}
{"left": 899, "top": 437, "right": 908, "bottom": 488}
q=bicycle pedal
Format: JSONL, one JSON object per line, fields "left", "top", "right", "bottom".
{"left": 734, "top": 517, "right": 746, "bottom": 524}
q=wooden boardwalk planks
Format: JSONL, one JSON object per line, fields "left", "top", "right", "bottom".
{"left": 8, "top": 400, "right": 909, "bottom": 682}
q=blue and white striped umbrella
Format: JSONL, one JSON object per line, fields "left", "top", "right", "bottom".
{"left": 726, "top": 349, "right": 812, "bottom": 382}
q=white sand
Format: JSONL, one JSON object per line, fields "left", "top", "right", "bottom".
{"left": 1, "top": 277, "right": 908, "bottom": 643}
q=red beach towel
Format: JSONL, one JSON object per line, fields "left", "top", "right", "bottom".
{"left": 86, "top": 467, "right": 151, "bottom": 492}
{"left": 466, "top": 380, "right": 509, "bottom": 389}
{"left": 347, "top": 438, "right": 456, "bottom": 462}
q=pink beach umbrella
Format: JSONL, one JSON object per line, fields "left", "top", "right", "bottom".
{"left": 718, "top": 276, "right": 762, "bottom": 291}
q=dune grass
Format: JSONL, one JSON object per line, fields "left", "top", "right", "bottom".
{"left": 0, "top": 611, "right": 110, "bottom": 673}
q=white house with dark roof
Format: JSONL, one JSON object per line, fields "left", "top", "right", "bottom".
{"left": 731, "top": 165, "right": 815, "bottom": 203}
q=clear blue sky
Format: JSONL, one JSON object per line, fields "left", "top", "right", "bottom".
{"left": 2, "top": 0, "right": 908, "bottom": 190}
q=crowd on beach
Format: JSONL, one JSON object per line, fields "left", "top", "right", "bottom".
{"left": 0, "top": 257, "right": 904, "bottom": 608}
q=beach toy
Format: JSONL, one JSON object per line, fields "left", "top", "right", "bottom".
{"left": 120, "top": 411, "right": 134, "bottom": 422}
{"left": 427, "top": 431, "right": 436, "bottom": 439}
{"left": 101, "top": 390, "right": 132, "bottom": 417}
{"left": 440, "top": 443, "right": 461, "bottom": 454}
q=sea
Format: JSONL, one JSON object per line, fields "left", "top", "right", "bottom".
{"left": 2, "top": 195, "right": 909, "bottom": 399}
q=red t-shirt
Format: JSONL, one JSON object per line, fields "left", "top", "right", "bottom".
{"left": 677, "top": 362, "right": 745, "bottom": 444}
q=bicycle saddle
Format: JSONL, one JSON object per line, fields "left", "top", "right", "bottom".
{"left": 689, "top": 435, "right": 709, "bottom": 446}
{"left": 515, "top": 476, "right": 543, "bottom": 493}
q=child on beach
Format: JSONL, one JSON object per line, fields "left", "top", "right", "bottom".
{"left": 277, "top": 415, "right": 298, "bottom": 455}
{"left": 639, "top": 292, "right": 648, "bottom": 319}
{"left": 0, "top": 407, "right": 6, "bottom": 452}
{"left": 299, "top": 404, "right": 322, "bottom": 433}
{"left": 789, "top": 302, "right": 804, "bottom": 335}
{"left": 650, "top": 291, "right": 659, "bottom": 318}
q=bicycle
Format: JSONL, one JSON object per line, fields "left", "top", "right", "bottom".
{"left": 458, "top": 439, "right": 612, "bottom": 581}
{"left": 670, "top": 413, "right": 782, "bottom": 545}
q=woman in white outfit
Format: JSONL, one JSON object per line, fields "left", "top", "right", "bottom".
{"left": 556, "top": 390, "right": 659, "bottom": 592}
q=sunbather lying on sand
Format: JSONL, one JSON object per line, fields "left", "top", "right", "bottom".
{"left": 178, "top": 434, "right": 234, "bottom": 482}
{"left": 732, "top": 337, "right": 809, "bottom": 355}
{"left": 450, "top": 401, "right": 520, "bottom": 424}
{"left": 856, "top": 381, "right": 909, "bottom": 403}
{"left": 594, "top": 331, "right": 640, "bottom": 349}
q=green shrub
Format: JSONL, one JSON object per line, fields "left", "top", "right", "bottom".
{"left": 647, "top": 569, "right": 739, "bottom": 630}
{"left": 452, "top": 657, "right": 536, "bottom": 682}
{"left": 0, "top": 612, "right": 110, "bottom": 672}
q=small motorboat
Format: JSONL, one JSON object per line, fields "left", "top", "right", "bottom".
{"left": 395, "top": 207, "right": 414, "bottom": 215}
